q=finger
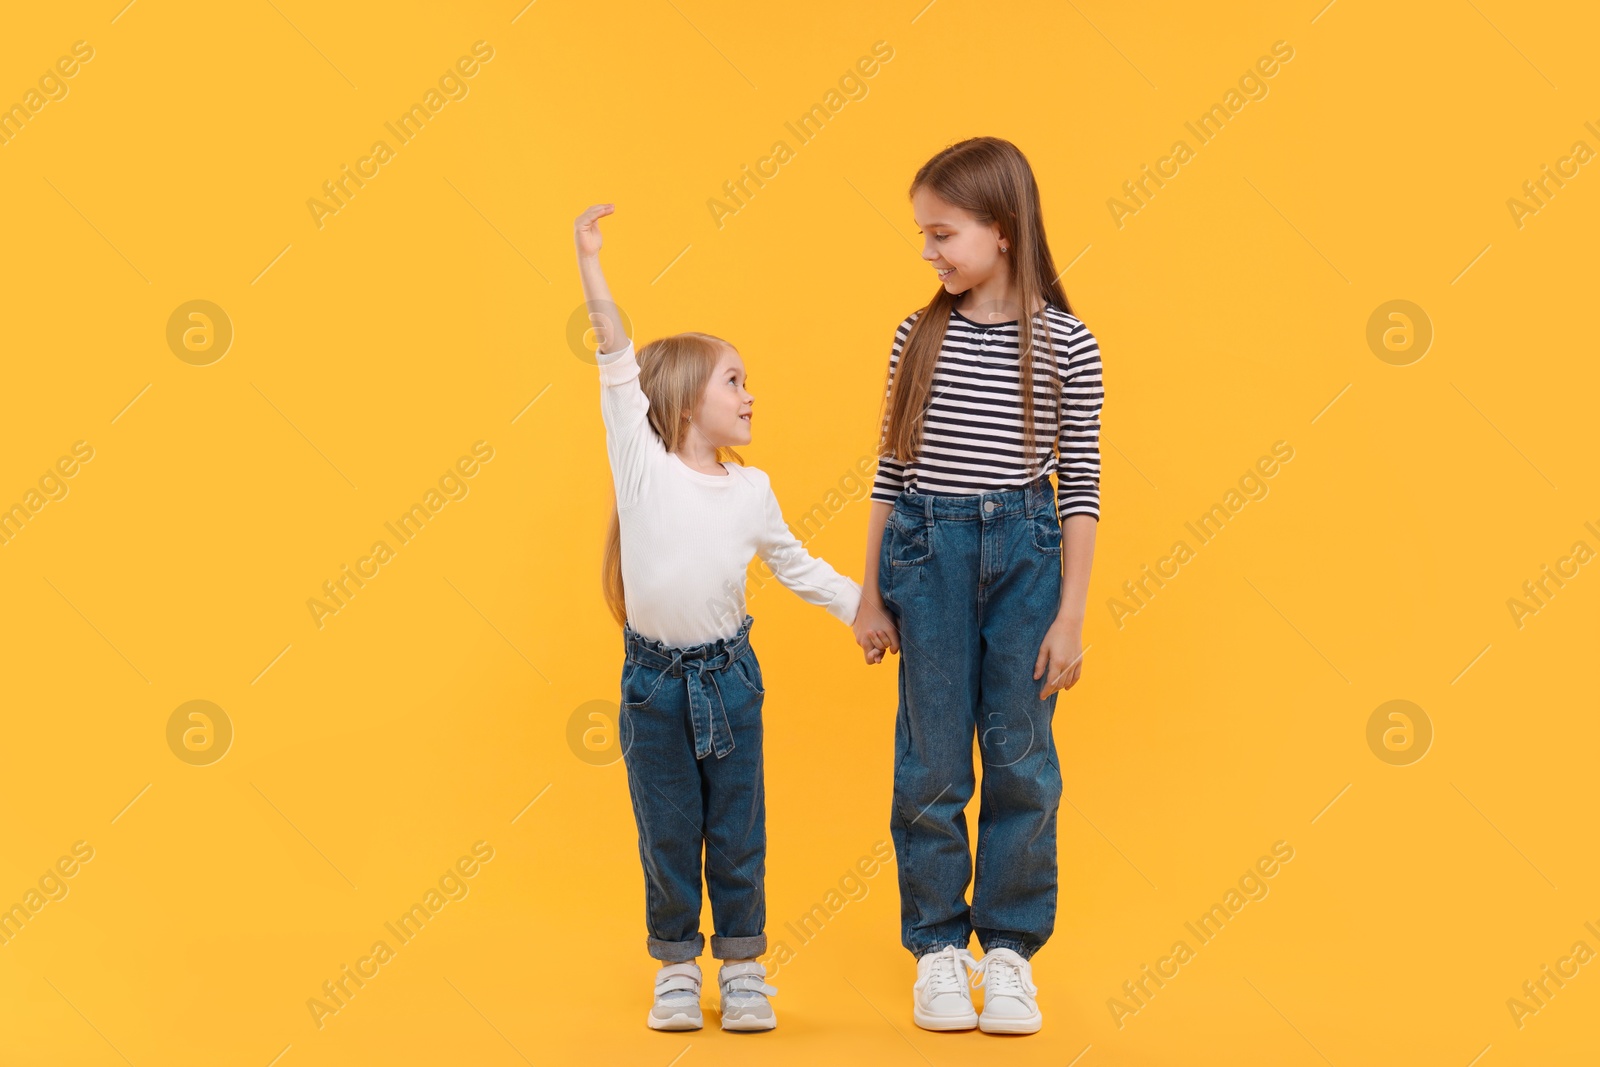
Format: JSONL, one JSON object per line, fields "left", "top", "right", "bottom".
{"left": 887, "top": 631, "right": 900, "bottom": 654}
{"left": 1033, "top": 645, "right": 1048, "bottom": 680}
{"left": 1040, "top": 656, "right": 1061, "bottom": 698}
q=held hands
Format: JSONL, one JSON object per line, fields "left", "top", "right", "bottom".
{"left": 574, "top": 203, "right": 614, "bottom": 258}
{"left": 852, "top": 596, "right": 900, "bottom": 666}
{"left": 857, "top": 593, "right": 1083, "bottom": 691}
{"left": 1034, "top": 615, "right": 1086, "bottom": 699}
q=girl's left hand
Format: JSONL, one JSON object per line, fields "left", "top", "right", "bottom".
{"left": 1034, "top": 616, "right": 1085, "bottom": 699}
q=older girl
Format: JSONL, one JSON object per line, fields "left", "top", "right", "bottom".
{"left": 852, "top": 138, "right": 1104, "bottom": 1035}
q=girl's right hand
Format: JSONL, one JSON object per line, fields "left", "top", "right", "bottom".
{"left": 574, "top": 203, "right": 614, "bottom": 259}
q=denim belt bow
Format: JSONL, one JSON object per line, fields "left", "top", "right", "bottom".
{"left": 669, "top": 650, "right": 736, "bottom": 760}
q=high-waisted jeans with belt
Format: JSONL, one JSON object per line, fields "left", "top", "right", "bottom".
{"left": 878, "top": 477, "right": 1065, "bottom": 961}
{"left": 619, "top": 613, "right": 767, "bottom": 962}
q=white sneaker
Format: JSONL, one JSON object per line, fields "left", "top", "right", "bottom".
{"left": 718, "top": 960, "right": 778, "bottom": 1031}
{"left": 912, "top": 945, "right": 979, "bottom": 1030}
{"left": 647, "top": 961, "right": 703, "bottom": 1031}
{"left": 973, "top": 948, "right": 1042, "bottom": 1034}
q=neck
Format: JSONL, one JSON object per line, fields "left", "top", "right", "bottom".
{"left": 960, "top": 269, "right": 1031, "bottom": 322}
{"left": 677, "top": 425, "right": 721, "bottom": 470}
{"left": 953, "top": 265, "right": 1043, "bottom": 321}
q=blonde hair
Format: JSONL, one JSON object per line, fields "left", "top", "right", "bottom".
{"left": 602, "top": 332, "right": 745, "bottom": 627}
{"left": 882, "top": 137, "right": 1075, "bottom": 474}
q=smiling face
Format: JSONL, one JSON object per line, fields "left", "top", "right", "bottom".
{"left": 912, "top": 185, "right": 1007, "bottom": 297}
{"left": 687, "top": 346, "right": 754, "bottom": 448}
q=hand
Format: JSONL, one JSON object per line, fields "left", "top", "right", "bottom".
{"left": 574, "top": 203, "right": 614, "bottom": 259}
{"left": 1033, "top": 616, "right": 1085, "bottom": 698}
{"left": 853, "top": 596, "right": 900, "bottom": 665}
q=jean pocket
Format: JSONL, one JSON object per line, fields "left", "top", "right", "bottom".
{"left": 727, "top": 651, "right": 765, "bottom": 697}
{"left": 621, "top": 661, "right": 668, "bottom": 708}
{"left": 887, "top": 509, "right": 933, "bottom": 567}
{"left": 1029, "top": 512, "right": 1063, "bottom": 554}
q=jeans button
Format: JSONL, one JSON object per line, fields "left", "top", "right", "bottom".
{"left": 983, "top": 500, "right": 997, "bottom": 512}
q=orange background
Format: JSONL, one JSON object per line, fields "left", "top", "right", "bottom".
{"left": 2, "top": 1, "right": 1598, "bottom": 1064}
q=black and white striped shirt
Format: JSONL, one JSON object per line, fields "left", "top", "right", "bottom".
{"left": 871, "top": 305, "right": 1104, "bottom": 520}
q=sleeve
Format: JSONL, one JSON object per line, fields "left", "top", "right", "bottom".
{"left": 870, "top": 313, "right": 920, "bottom": 505}
{"left": 1055, "top": 321, "right": 1104, "bottom": 521}
{"left": 596, "top": 340, "right": 665, "bottom": 511}
{"left": 755, "top": 478, "right": 862, "bottom": 627}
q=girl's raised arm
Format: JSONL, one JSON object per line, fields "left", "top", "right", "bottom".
{"left": 575, "top": 204, "right": 662, "bottom": 510}
{"left": 575, "top": 204, "right": 627, "bottom": 354}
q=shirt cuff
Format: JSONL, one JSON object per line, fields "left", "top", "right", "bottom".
{"left": 824, "top": 578, "right": 863, "bottom": 628}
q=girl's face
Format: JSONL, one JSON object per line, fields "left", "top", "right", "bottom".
{"left": 912, "top": 186, "right": 1006, "bottom": 296}
{"left": 688, "top": 348, "right": 754, "bottom": 448}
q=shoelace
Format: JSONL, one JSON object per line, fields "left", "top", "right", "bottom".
{"left": 720, "top": 962, "right": 778, "bottom": 999}
{"left": 914, "top": 946, "right": 979, "bottom": 996}
{"left": 971, "top": 952, "right": 1037, "bottom": 999}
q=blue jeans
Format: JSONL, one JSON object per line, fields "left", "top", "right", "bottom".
{"left": 879, "top": 478, "right": 1064, "bottom": 960}
{"left": 619, "top": 614, "right": 767, "bottom": 963}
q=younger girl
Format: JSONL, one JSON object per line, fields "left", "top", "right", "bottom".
{"left": 852, "top": 138, "right": 1104, "bottom": 1035}
{"left": 575, "top": 203, "right": 863, "bottom": 1032}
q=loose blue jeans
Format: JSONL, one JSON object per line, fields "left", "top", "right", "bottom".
{"left": 619, "top": 614, "right": 768, "bottom": 963}
{"left": 878, "top": 478, "right": 1064, "bottom": 961}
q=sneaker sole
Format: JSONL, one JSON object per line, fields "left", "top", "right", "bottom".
{"left": 721, "top": 1012, "right": 777, "bottom": 1032}
{"left": 647, "top": 1011, "right": 703, "bottom": 1031}
{"left": 978, "top": 1011, "right": 1042, "bottom": 1034}
{"left": 913, "top": 1006, "right": 978, "bottom": 1031}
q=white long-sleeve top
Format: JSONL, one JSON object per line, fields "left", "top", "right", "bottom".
{"left": 597, "top": 339, "right": 862, "bottom": 649}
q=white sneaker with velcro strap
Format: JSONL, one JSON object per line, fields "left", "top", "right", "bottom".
{"left": 647, "top": 961, "right": 703, "bottom": 1031}
{"left": 973, "top": 947, "right": 1042, "bottom": 1034}
{"left": 718, "top": 960, "right": 778, "bottom": 1031}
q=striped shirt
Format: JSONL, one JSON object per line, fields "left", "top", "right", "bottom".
{"left": 871, "top": 305, "right": 1104, "bottom": 520}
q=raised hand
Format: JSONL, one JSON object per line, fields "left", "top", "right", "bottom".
{"left": 574, "top": 203, "right": 614, "bottom": 259}
{"left": 574, "top": 204, "right": 627, "bottom": 355}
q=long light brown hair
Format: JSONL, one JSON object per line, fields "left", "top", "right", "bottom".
{"left": 881, "top": 137, "right": 1075, "bottom": 474}
{"left": 602, "top": 332, "right": 745, "bottom": 627}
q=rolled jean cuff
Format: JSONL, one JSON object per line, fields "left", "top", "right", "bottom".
{"left": 711, "top": 933, "right": 766, "bottom": 960}
{"left": 648, "top": 932, "right": 704, "bottom": 963}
